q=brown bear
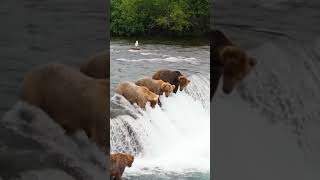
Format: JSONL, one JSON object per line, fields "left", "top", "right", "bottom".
{"left": 21, "top": 63, "right": 108, "bottom": 153}
{"left": 210, "top": 30, "right": 256, "bottom": 100}
{"left": 80, "top": 50, "right": 109, "bottom": 79}
{"left": 152, "top": 69, "right": 190, "bottom": 93}
{"left": 116, "top": 81, "right": 159, "bottom": 109}
{"left": 135, "top": 77, "right": 175, "bottom": 97}
{"left": 110, "top": 153, "right": 134, "bottom": 180}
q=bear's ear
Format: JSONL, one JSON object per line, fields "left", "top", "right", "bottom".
{"left": 249, "top": 57, "right": 257, "bottom": 66}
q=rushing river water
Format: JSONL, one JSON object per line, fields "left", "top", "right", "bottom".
{"left": 110, "top": 39, "right": 210, "bottom": 179}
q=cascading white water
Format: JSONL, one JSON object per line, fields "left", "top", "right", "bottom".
{"left": 110, "top": 74, "right": 210, "bottom": 175}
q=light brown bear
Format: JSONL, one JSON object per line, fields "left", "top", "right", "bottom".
{"left": 116, "top": 81, "right": 159, "bottom": 109}
{"left": 110, "top": 153, "right": 134, "bottom": 180}
{"left": 152, "top": 70, "right": 190, "bottom": 93}
{"left": 210, "top": 30, "right": 257, "bottom": 100}
{"left": 21, "top": 63, "right": 108, "bottom": 153}
{"left": 135, "top": 77, "right": 175, "bottom": 97}
{"left": 80, "top": 50, "right": 109, "bottom": 79}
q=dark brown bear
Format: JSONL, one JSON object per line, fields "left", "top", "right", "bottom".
{"left": 210, "top": 30, "right": 256, "bottom": 100}
{"left": 152, "top": 69, "right": 190, "bottom": 93}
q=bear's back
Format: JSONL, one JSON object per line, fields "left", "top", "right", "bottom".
{"left": 135, "top": 78, "right": 160, "bottom": 95}
{"left": 116, "top": 81, "right": 142, "bottom": 102}
{"left": 154, "top": 70, "right": 179, "bottom": 83}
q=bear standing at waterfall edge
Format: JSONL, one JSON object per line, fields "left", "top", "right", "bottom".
{"left": 152, "top": 69, "right": 190, "bottom": 93}
{"left": 110, "top": 153, "right": 134, "bottom": 180}
{"left": 116, "top": 81, "right": 159, "bottom": 109}
{"left": 21, "top": 63, "right": 108, "bottom": 153}
{"left": 210, "top": 30, "right": 257, "bottom": 100}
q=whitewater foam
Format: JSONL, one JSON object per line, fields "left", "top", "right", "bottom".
{"left": 140, "top": 52, "right": 153, "bottom": 55}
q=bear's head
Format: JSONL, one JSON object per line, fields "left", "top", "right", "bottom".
{"left": 125, "top": 154, "right": 134, "bottom": 167}
{"left": 142, "top": 86, "right": 159, "bottom": 108}
{"left": 160, "top": 82, "right": 175, "bottom": 97}
{"left": 178, "top": 76, "right": 190, "bottom": 91}
{"left": 220, "top": 46, "right": 256, "bottom": 94}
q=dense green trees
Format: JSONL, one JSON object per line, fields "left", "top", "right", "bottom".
{"left": 111, "top": 0, "right": 210, "bottom": 37}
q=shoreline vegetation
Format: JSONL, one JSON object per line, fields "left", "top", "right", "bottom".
{"left": 111, "top": 0, "right": 210, "bottom": 37}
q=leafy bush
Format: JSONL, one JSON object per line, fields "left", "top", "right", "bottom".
{"left": 111, "top": 0, "right": 210, "bottom": 36}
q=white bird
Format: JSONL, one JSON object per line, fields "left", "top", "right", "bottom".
{"left": 135, "top": 40, "right": 139, "bottom": 47}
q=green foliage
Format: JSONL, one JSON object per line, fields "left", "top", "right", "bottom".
{"left": 111, "top": 0, "right": 210, "bottom": 36}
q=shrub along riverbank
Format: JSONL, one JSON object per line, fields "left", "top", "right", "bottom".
{"left": 111, "top": 0, "right": 210, "bottom": 37}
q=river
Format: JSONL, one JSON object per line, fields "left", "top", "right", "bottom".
{"left": 110, "top": 38, "right": 210, "bottom": 179}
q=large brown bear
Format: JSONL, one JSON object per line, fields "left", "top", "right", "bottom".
{"left": 80, "top": 50, "right": 109, "bottom": 79}
{"left": 210, "top": 30, "right": 257, "bottom": 100}
{"left": 152, "top": 69, "right": 190, "bottom": 93}
{"left": 135, "top": 77, "right": 175, "bottom": 97}
{"left": 110, "top": 153, "right": 134, "bottom": 180}
{"left": 116, "top": 81, "right": 159, "bottom": 109}
{"left": 21, "top": 63, "right": 108, "bottom": 153}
